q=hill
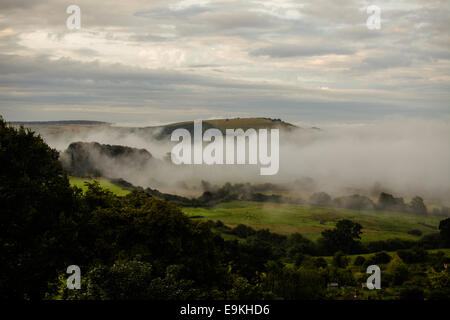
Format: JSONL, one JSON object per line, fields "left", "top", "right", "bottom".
{"left": 61, "top": 141, "right": 153, "bottom": 177}
{"left": 9, "top": 120, "right": 109, "bottom": 126}
{"left": 10, "top": 117, "right": 300, "bottom": 141}
{"left": 69, "top": 177, "right": 131, "bottom": 196}
{"left": 148, "top": 117, "right": 298, "bottom": 139}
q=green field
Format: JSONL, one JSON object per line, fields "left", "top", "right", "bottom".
{"left": 183, "top": 201, "right": 443, "bottom": 242}
{"left": 69, "top": 177, "right": 131, "bottom": 196}
{"left": 68, "top": 178, "right": 445, "bottom": 243}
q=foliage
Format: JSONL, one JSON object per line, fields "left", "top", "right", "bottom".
{"left": 439, "top": 218, "right": 450, "bottom": 247}
{"left": 319, "top": 219, "right": 363, "bottom": 254}
{"left": 397, "top": 247, "right": 428, "bottom": 264}
{"left": 353, "top": 256, "right": 366, "bottom": 266}
{"left": 332, "top": 252, "right": 350, "bottom": 268}
{"left": 0, "top": 118, "right": 83, "bottom": 299}
{"left": 387, "top": 255, "right": 409, "bottom": 286}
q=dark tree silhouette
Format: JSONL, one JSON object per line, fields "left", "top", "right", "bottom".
{"left": 319, "top": 219, "right": 363, "bottom": 254}
{"left": 0, "top": 117, "right": 81, "bottom": 299}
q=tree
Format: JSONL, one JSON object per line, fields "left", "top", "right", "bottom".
{"left": 232, "top": 224, "right": 256, "bottom": 238}
{"left": 387, "top": 255, "right": 409, "bottom": 286}
{"left": 0, "top": 118, "right": 82, "bottom": 299}
{"left": 397, "top": 247, "right": 428, "bottom": 263}
{"left": 428, "top": 269, "right": 450, "bottom": 299}
{"left": 309, "top": 192, "right": 332, "bottom": 206}
{"left": 67, "top": 261, "right": 201, "bottom": 300}
{"left": 226, "top": 275, "right": 268, "bottom": 300}
{"left": 377, "top": 192, "right": 406, "bottom": 212}
{"left": 263, "top": 263, "right": 326, "bottom": 299}
{"left": 332, "top": 194, "right": 375, "bottom": 210}
{"left": 83, "top": 190, "right": 225, "bottom": 286}
{"left": 353, "top": 256, "right": 366, "bottom": 266}
{"left": 409, "top": 196, "right": 427, "bottom": 215}
{"left": 332, "top": 251, "right": 349, "bottom": 268}
{"left": 69, "top": 259, "right": 155, "bottom": 300}
{"left": 319, "top": 219, "right": 363, "bottom": 254}
{"left": 362, "top": 251, "right": 392, "bottom": 271}
{"left": 314, "top": 257, "right": 328, "bottom": 269}
{"left": 286, "top": 233, "right": 316, "bottom": 256}
{"left": 439, "top": 218, "right": 450, "bottom": 247}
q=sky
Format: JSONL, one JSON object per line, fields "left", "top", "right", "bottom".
{"left": 0, "top": 0, "right": 449, "bottom": 125}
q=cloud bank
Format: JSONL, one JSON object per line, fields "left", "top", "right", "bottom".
{"left": 0, "top": 0, "right": 449, "bottom": 123}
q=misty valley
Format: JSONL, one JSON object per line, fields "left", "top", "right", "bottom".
{"left": 2, "top": 0, "right": 450, "bottom": 312}
{"left": 1, "top": 117, "right": 450, "bottom": 301}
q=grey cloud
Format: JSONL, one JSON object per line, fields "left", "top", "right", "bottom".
{"left": 1, "top": 54, "right": 437, "bottom": 123}
{"left": 134, "top": 6, "right": 211, "bottom": 20}
{"left": 0, "top": 0, "right": 449, "bottom": 123}
{"left": 250, "top": 44, "right": 355, "bottom": 58}
{"left": 359, "top": 54, "right": 413, "bottom": 71}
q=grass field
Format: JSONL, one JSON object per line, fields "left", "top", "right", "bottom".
{"left": 183, "top": 201, "right": 444, "bottom": 242}
{"left": 69, "top": 177, "right": 131, "bottom": 196}
{"left": 68, "top": 179, "right": 445, "bottom": 243}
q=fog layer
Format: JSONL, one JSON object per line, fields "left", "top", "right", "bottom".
{"left": 36, "top": 118, "right": 450, "bottom": 205}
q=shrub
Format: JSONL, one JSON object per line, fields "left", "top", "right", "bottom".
{"left": 363, "top": 251, "right": 391, "bottom": 268}
{"left": 314, "top": 257, "right": 328, "bottom": 269}
{"left": 387, "top": 255, "right": 409, "bottom": 286}
{"left": 354, "top": 256, "right": 366, "bottom": 266}
{"left": 397, "top": 247, "right": 428, "bottom": 264}
{"left": 332, "top": 252, "right": 350, "bottom": 268}
{"left": 407, "top": 229, "right": 422, "bottom": 237}
{"left": 232, "top": 224, "right": 256, "bottom": 238}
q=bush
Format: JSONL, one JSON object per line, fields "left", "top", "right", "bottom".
{"left": 309, "top": 192, "right": 332, "bottom": 206}
{"left": 365, "top": 238, "right": 417, "bottom": 252}
{"left": 354, "top": 256, "right": 366, "bottom": 266}
{"left": 332, "top": 252, "right": 349, "bottom": 268}
{"left": 374, "top": 251, "right": 392, "bottom": 264}
{"left": 314, "top": 257, "right": 328, "bottom": 269}
{"left": 439, "top": 218, "right": 450, "bottom": 247}
{"left": 332, "top": 194, "right": 375, "bottom": 210}
{"left": 319, "top": 219, "right": 363, "bottom": 255}
{"left": 387, "top": 255, "right": 409, "bottom": 286}
{"left": 363, "top": 251, "right": 391, "bottom": 269}
{"left": 407, "top": 229, "right": 422, "bottom": 237}
{"left": 263, "top": 263, "right": 327, "bottom": 299}
{"left": 287, "top": 233, "right": 317, "bottom": 256}
{"left": 408, "top": 196, "right": 427, "bottom": 215}
{"left": 397, "top": 247, "right": 428, "bottom": 264}
{"left": 231, "top": 224, "right": 256, "bottom": 238}
{"left": 419, "top": 233, "right": 442, "bottom": 249}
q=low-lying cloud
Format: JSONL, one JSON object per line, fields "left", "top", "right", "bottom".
{"left": 33, "top": 117, "right": 450, "bottom": 206}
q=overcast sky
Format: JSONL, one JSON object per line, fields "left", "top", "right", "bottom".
{"left": 0, "top": 0, "right": 449, "bottom": 125}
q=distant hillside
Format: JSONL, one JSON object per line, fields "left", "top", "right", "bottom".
{"left": 148, "top": 117, "right": 298, "bottom": 139}
{"left": 167, "top": 117, "right": 295, "bottom": 130}
{"left": 9, "top": 120, "right": 110, "bottom": 126}
{"left": 8, "top": 120, "right": 111, "bottom": 137}
{"left": 60, "top": 142, "right": 153, "bottom": 177}
{"left": 11, "top": 117, "right": 302, "bottom": 141}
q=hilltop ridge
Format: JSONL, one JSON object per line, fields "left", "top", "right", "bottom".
{"left": 148, "top": 117, "right": 298, "bottom": 139}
